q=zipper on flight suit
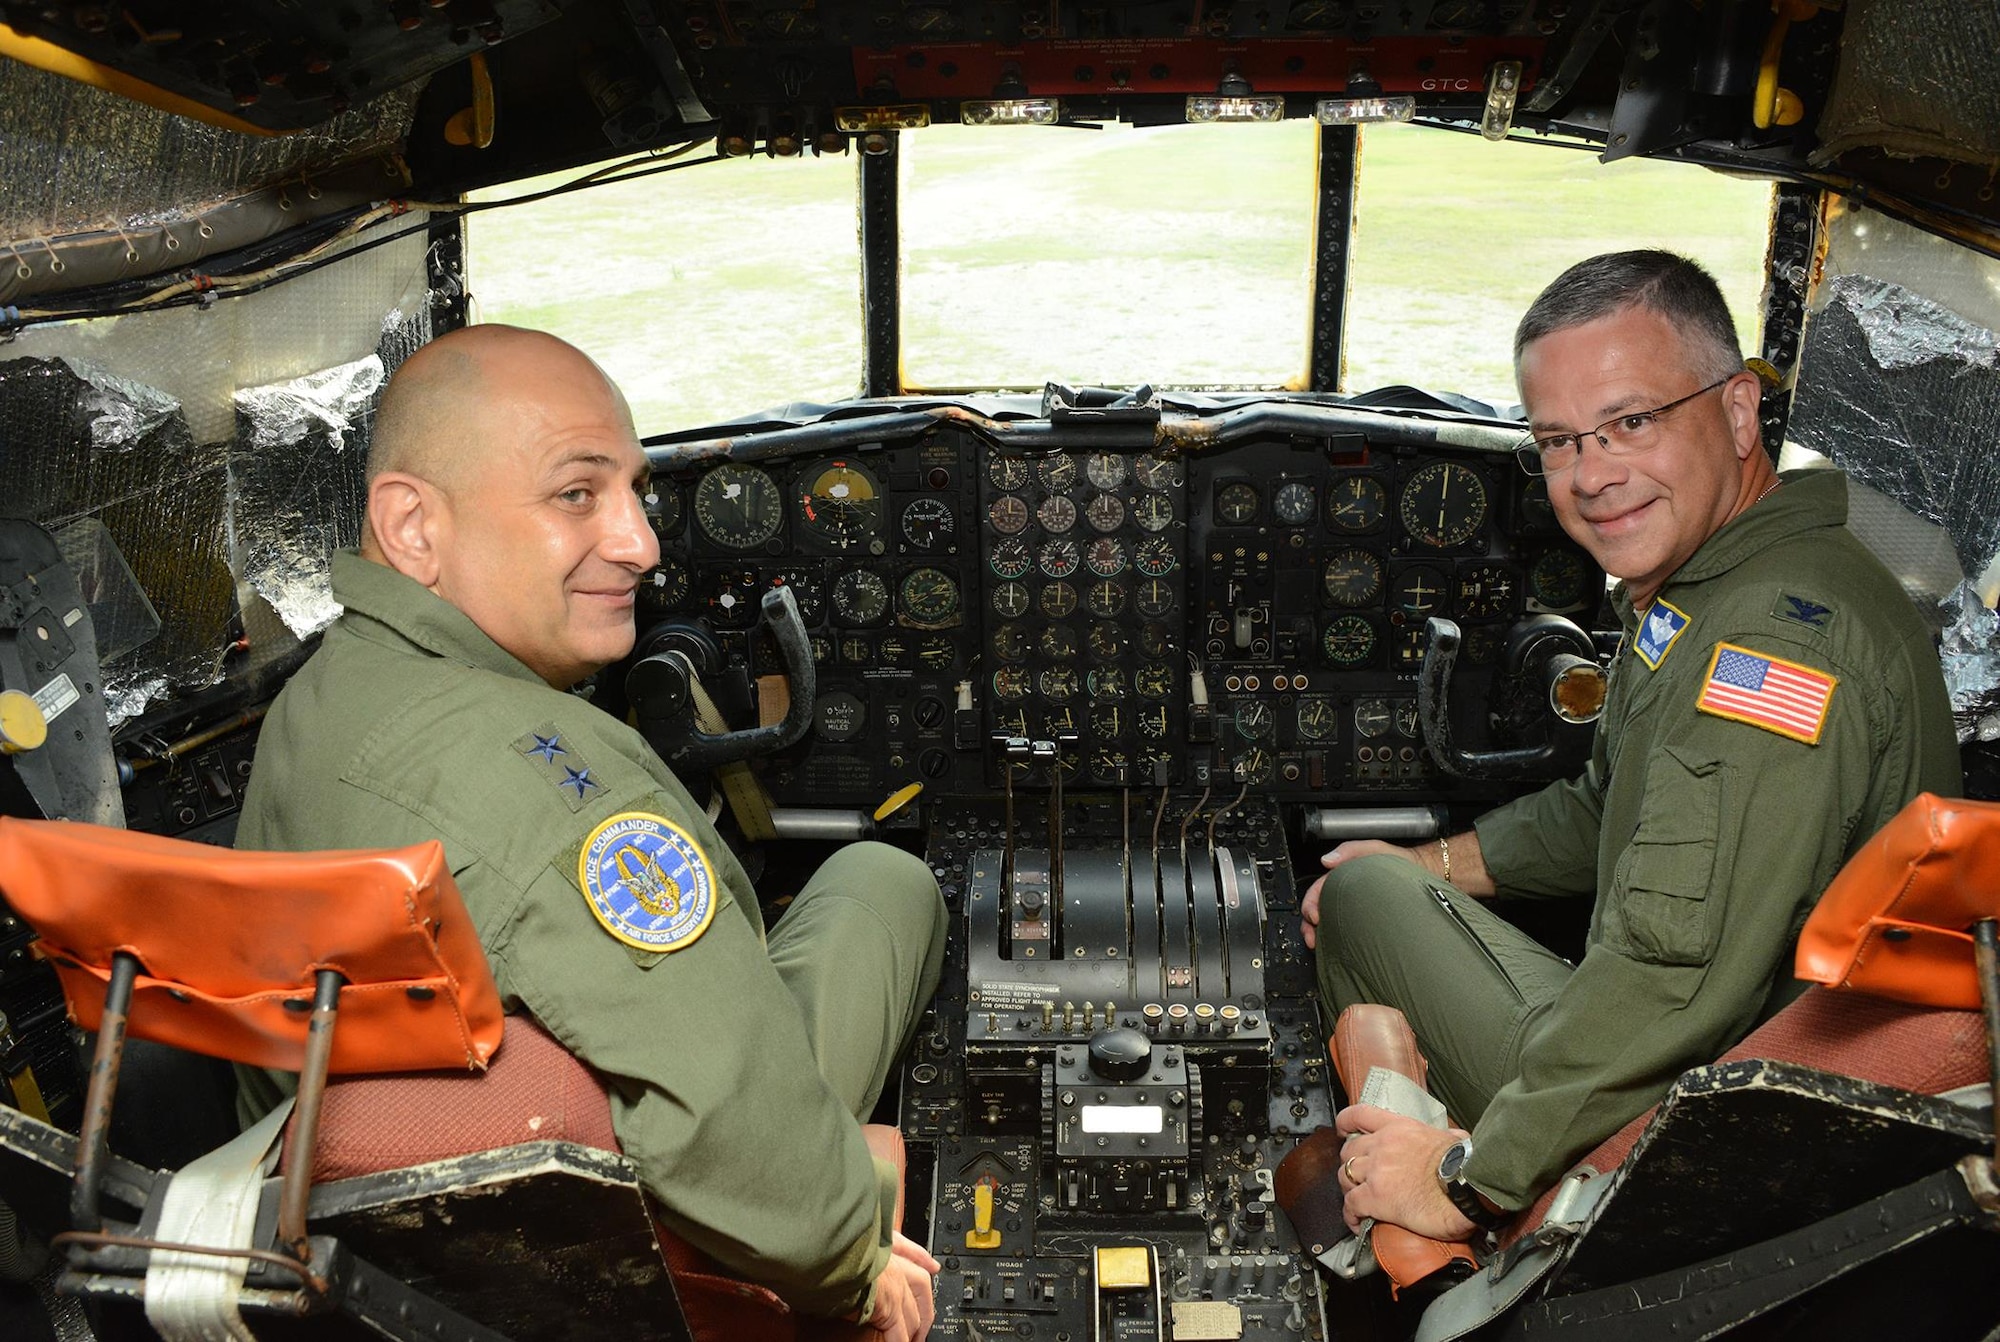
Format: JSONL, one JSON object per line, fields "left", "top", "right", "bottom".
{"left": 1426, "top": 882, "right": 1527, "bottom": 1001}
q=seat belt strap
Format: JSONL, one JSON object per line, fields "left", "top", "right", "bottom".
{"left": 682, "top": 667, "right": 778, "bottom": 843}
{"left": 143, "top": 1098, "right": 294, "bottom": 1342}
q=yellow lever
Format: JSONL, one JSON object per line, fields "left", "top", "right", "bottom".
{"left": 965, "top": 1179, "right": 1002, "bottom": 1250}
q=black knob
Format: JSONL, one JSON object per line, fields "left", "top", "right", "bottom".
{"left": 1088, "top": 1025, "right": 1152, "bottom": 1081}
{"left": 625, "top": 653, "right": 692, "bottom": 719}
{"left": 1018, "top": 888, "right": 1044, "bottom": 917}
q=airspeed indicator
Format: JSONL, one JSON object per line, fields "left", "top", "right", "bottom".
{"left": 1400, "top": 462, "right": 1488, "bottom": 548}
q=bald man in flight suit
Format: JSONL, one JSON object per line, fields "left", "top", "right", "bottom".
{"left": 238, "top": 325, "right": 946, "bottom": 1340}
{"left": 1300, "top": 252, "right": 1960, "bottom": 1242}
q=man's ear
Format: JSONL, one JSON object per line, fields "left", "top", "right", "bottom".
{"left": 367, "top": 471, "right": 447, "bottom": 587}
{"left": 1723, "top": 370, "right": 1765, "bottom": 462}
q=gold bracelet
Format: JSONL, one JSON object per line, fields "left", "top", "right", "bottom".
{"left": 1438, "top": 834, "right": 1453, "bottom": 885}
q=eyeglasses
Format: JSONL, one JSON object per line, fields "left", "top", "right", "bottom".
{"left": 1513, "top": 376, "right": 1734, "bottom": 477}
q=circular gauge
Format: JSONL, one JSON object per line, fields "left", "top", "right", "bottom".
{"left": 831, "top": 569, "right": 891, "bottom": 625}
{"left": 1458, "top": 563, "right": 1518, "bottom": 619}
{"left": 993, "top": 624, "right": 1030, "bottom": 662}
{"left": 810, "top": 634, "right": 834, "bottom": 664}
{"left": 1232, "top": 748, "right": 1275, "bottom": 785}
{"left": 879, "top": 634, "right": 909, "bottom": 666}
{"left": 1400, "top": 462, "right": 1488, "bottom": 548}
{"left": 695, "top": 464, "right": 784, "bottom": 549}
{"left": 839, "top": 634, "right": 872, "bottom": 665}
{"left": 1039, "top": 666, "right": 1080, "bottom": 701}
{"left": 988, "top": 495, "right": 1030, "bottom": 536}
{"left": 899, "top": 568, "right": 960, "bottom": 626}
{"left": 1088, "top": 622, "right": 1125, "bottom": 659}
{"left": 1137, "top": 704, "right": 1171, "bottom": 739}
{"left": 1040, "top": 624, "right": 1077, "bottom": 659}
{"left": 1085, "top": 453, "right": 1129, "bottom": 490}
{"left": 1085, "top": 492, "right": 1127, "bottom": 533}
{"left": 1296, "top": 698, "right": 1338, "bottom": 742}
{"left": 1235, "top": 700, "right": 1274, "bottom": 741}
{"left": 1088, "top": 666, "right": 1128, "bottom": 700}
{"left": 992, "top": 581, "right": 1031, "bottom": 618}
{"left": 1043, "top": 706, "right": 1079, "bottom": 738}
{"left": 816, "top": 691, "right": 867, "bottom": 741}
{"left": 993, "top": 667, "right": 1031, "bottom": 701}
{"left": 988, "top": 456, "right": 1029, "bottom": 491}
{"left": 1465, "top": 625, "right": 1506, "bottom": 665}
{"left": 901, "top": 496, "right": 955, "bottom": 549}
{"left": 1531, "top": 551, "right": 1589, "bottom": 609}
{"left": 1086, "top": 537, "right": 1128, "bottom": 578}
{"left": 1328, "top": 475, "right": 1387, "bottom": 533}
{"left": 1091, "top": 747, "right": 1131, "bottom": 784}
{"left": 1392, "top": 564, "right": 1450, "bottom": 618}
{"left": 1133, "top": 492, "right": 1175, "bottom": 533}
{"left": 1215, "top": 482, "right": 1260, "bottom": 526}
{"left": 1395, "top": 700, "right": 1421, "bottom": 738}
{"left": 1520, "top": 476, "right": 1559, "bottom": 531}
{"left": 994, "top": 706, "right": 1029, "bottom": 738}
{"left": 1039, "top": 581, "right": 1079, "bottom": 618}
{"left": 1353, "top": 699, "right": 1392, "bottom": 739}
{"left": 989, "top": 537, "right": 1033, "bottom": 581}
{"left": 917, "top": 635, "right": 956, "bottom": 669}
{"left": 1139, "top": 622, "right": 1174, "bottom": 657}
{"left": 1037, "top": 453, "right": 1078, "bottom": 493}
{"left": 1134, "top": 537, "right": 1179, "bottom": 578}
{"left": 1087, "top": 580, "right": 1128, "bottom": 618}
{"left": 644, "top": 484, "right": 684, "bottom": 539}
{"left": 1038, "top": 538, "right": 1080, "bottom": 579}
{"left": 1134, "top": 454, "right": 1184, "bottom": 489}
{"left": 1089, "top": 704, "right": 1127, "bottom": 739}
{"left": 1135, "top": 663, "right": 1174, "bottom": 700}
{"left": 1322, "top": 548, "right": 1384, "bottom": 607}
{"left": 796, "top": 460, "right": 883, "bottom": 550}
{"left": 1136, "top": 579, "right": 1175, "bottom": 618}
{"left": 1037, "top": 495, "right": 1078, "bottom": 533}
{"left": 1273, "top": 480, "right": 1317, "bottom": 526}
{"left": 1322, "top": 614, "right": 1377, "bottom": 666}
{"left": 639, "top": 558, "right": 689, "bottom": 614}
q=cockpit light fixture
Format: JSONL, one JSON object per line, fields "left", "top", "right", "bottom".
{"left": 1188, "top": 70, "right": 1285, "bottom": 124}
{"left": 962, "top": 97, "right": 1062, "bottom": 126}
{"left": 1481, "top": 60, "right": 1524, "bottom": 141}
{"left": 1313, "top": 96, "right": 1416, "bottom": 125}
{"left": 833, "top": 104, "right": 932, "bottom": 132}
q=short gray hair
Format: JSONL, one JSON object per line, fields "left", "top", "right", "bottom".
{"left": 1513, "top": 250, "right": 1745, "bottom": 383}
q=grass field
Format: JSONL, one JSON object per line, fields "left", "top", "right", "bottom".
{"left": 468, "top": 121, "right": 1773, "bottom": 433}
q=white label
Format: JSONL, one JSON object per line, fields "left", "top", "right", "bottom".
{"left": 972, "top": 981, "right": 1060, "bottom": 1011}
{"left": 1081, "top": 1105, "right": 1164, "bottom": 1135}
{"left": 32, "top": 674, "right": 78, "bottom": 724}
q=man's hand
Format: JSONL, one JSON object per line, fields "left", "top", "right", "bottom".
{"left": 1299, "top": 840, "right": 1429, "bottom": 950}
{"left": 865, "top": 1232, "right": 940, "bottom": 1340}
{"left": 1332, "top": 1104, "right": 1477, "bottom": 1242}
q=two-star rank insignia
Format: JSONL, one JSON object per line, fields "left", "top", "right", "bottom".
{"left": 1633, "top": 599, "right": 1690, "bottom": 670}
{"left": 1696, "top": 643, "right": 1837, "bottom": 744}
{"left": 578, "top": 812, "right": 717, "bottom": 953}
{"left": 513, "top": 723, "right": 604, "bottom": 812}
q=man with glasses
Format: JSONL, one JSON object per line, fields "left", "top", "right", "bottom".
{"left": 1298, "top": 251, "right": 1959, "bottom": 1242}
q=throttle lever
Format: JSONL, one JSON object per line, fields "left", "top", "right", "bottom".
{"left": 633, "top": 585, "right": 817, "bottom": 773}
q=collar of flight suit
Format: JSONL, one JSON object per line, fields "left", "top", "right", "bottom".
{"left": 327, "top": 550, "right": 552, "bottom": 689}
{"left": 1611, "top": 467, "right": 1847, "bottom": 631}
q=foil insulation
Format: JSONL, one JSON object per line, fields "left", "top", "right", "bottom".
{"left": 1814, "top": 0, "right": 2000, "bottom": 168}
{"left": 0, "top": 58, "right": 417, "bottom": 242}
{"left": 1942, "top": 583, "right": 2000, "bottom": 745}
{"left": 0, "top": 358, "right": 233, "bottom": 724}
{"left": 232, "top": 355, "right": 385, "bottom": 639}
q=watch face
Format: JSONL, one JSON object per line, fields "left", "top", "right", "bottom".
{"left": 1437, "top": 1138, "right": 1471, "bottom": 1182}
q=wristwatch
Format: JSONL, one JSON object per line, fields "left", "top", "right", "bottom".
{"left": 1436, "top": 1138, "right": 1511, "bottom": 1230}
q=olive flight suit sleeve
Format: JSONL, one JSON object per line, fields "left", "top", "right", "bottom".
{"left": 1471, "top": 759, "right": 1605, "bottom": 901}
{"left": 1459, "top": 626, "right": 1943, "bottom": 1208}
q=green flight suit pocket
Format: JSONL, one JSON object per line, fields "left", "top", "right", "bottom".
{"left": 1606, "top": 745, "right": 1725, "bottom": 967}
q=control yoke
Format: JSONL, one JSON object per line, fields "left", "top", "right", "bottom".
{"left": 1417, "top": 614, "right": 1604, "bottom": 781}
{"left": 625, "top": 585, "right": 816, "bottom": 772}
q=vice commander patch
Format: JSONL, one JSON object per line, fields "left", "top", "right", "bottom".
{"left": 578, "top": 812, "right": 717, "bottom": 953}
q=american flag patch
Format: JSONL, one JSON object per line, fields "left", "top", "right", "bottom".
{"left": 1696, "top": 643, "right": 1837, "bottom": 744}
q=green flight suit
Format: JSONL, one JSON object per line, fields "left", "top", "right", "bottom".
{"left": 238, "top": 552, "right": 946, "bottom": 1320}
{"left": 1315, "top": 469, "right": 1961, "bottom": 1210}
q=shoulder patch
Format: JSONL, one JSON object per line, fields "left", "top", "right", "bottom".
{"left": 1772, "top": 593, "right": 1835, "bottom": 632}
{"left": 1696, "top": 643, "right": 1837, "bottom": 745}
{"left": 513, "top": 723, "right": 605, "bottom": 813}
{"left": 1633, "top": 599, "right": 1691, "bottom": 670}
{"left": 577, "top": 812, "right": 718, "bottom": 953}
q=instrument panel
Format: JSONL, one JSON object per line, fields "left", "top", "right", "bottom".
{"left": 638, "top": 429, "right": 1600, "bottom": 809}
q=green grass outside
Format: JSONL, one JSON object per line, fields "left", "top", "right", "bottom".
{"left": 467, "top": 121, "right": 1774, "bottom": 433}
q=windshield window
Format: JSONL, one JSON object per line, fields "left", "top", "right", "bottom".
{"left": 1345, "top": 126, "right": 1775, "bottom": 404}
{"left": 466, "top": 154, "right": 863, "bottom": 435}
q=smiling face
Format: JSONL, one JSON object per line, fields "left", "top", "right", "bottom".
{"left": 1518, "top": 304, "right": 1765, "bottom": 609}
{"left": 422, "top": 338, "right": 659, "bottom": 688}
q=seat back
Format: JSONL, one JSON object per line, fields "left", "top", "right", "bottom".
{"left": 0, "top": 817, "right": 503, "bottom": 1073}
